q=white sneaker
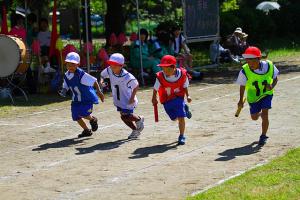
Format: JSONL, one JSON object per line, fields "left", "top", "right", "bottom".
{"left": 128, "top": 130, "right": 141, "bottom": 139}
{"left": 136, "top": 116, "right": 144, "bottom": 132}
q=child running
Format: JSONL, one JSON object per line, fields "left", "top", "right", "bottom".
{"left": 236, "top": 46, "right": 279, "bottom": 145}
{"left": 60, "top": 52, "right": 104, "bottom": 138}
{"left": 100, "top": 53, "right": 144, "bottom": 139}
{"left": 151, "top": 55, "right": 192, "bottom": 145}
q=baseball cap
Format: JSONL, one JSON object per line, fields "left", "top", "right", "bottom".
{"left": 65, "top": 52, "right": 80, "bottom": 64}
{"left": 242, "top": 46, "right": 262, "bottom": 59}
{"left": 107, "top": 53, "right": 125, "bottom": 66}
{"left": 157, "top": 55, "right": 177, "bottom": 67}
{"left": 234, "top": 27, "right": 243, "bottom": 34}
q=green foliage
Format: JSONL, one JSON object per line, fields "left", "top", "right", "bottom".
{"left": 220, "top": 0, "right": 239, "bottom": 12}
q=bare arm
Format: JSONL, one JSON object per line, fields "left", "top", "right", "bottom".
{"left": 184, "top": 88, "right": 192, "bottom": 103}
{"left": 238, "top": 85, "right": 245, "bottom": 107}
{"left": 94, "top": 81, "right": 104, "bottom": 102}
{"left": 267, "top": 77, "right": 278, "bottom": 90}
{"left": 129, "top": 84, "right": 139, "bottom": 104}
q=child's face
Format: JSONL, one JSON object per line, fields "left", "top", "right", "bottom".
{"left": 110, "top": 64, "right": 122, "bottom": 74}
{"left": 66, "top": 62, "right": 78, "bottom": 73}
{"left": 162, "top": 66, "right": 176, "bottom": 76}
{"left": 173, "top": 29, "right": 180, "bottom": 37}
{"left": 245, "top": 58, "right": 260, "bottom": 70}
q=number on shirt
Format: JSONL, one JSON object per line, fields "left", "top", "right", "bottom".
{"left": 252, "top": 80, "right": 268, "bottom": 96}
{"left": 70, "top": 86, "right": 82, "bottom": 101}
{"left": 165, "top": 87, "right": 171, "bottom": 96}
{"left": 114, "top": 85, "right": 120, "bottom": 100}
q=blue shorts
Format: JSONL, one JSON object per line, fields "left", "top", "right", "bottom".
{"left": 249, "top": 95, "right": 273, "bottom": 115}
{"left": 163, "top": 97, "right": 186, "bottom": 120}
{"left": 117, "top": 106, "right": 134, "bottom": 115}
{"left": 71, "top": 103, "right": 93, "bottom": 121}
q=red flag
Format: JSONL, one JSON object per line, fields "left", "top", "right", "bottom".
{"left": 1, "top": 5, "right": 8, "bottom": 34}
{"left": 49, "top": 0, "right": 58, "bottom": 58}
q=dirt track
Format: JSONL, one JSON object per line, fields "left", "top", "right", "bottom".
{"left": 0, "top": 68, "right": 300, "bottom": 200}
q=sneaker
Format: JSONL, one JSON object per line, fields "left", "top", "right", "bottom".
{"left": 185, "top": 104, "right": 192, "bottom": 119}
{"left": 78, "top": 129, "right": 92, "bottom": 138}
{"left": 178, "top": 135, "right": 186, "bottom": 145}
{"left": 90, "top": 117, "right": 98, "bottom": 132}
{"left": 128, "top": 130, "right": 141, "bottom": 139}
{"left": 258, "top": 134, "right": 269, "bottom": 145}
{"left": 136, "top": 116, "right": 144, "bottom": 132}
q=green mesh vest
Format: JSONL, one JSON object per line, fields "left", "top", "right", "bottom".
{"left": 243, "top": 60, "right": 274, "bottom": 103}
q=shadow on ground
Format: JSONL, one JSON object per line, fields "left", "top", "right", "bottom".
{"left": 129, "top": 141, "right": 178, "bottom": 159}
{"left": 32, "top": 137, "right": 91, "bottom": 151}
{"left": 75, "top": 138, "right": 132, "bottom": 155}
{"left": 215, "top": 142, "right": 262, "bottom": 161}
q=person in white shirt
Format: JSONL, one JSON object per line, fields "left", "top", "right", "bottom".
{"left": 100, "top": 53, "right": 144, "bottom": 139}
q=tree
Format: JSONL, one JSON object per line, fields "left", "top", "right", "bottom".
{"left": 104, "top": 0, "right": 125, "bottom": 45}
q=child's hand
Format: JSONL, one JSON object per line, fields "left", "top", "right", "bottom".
{"left": 187, "top": 96, "right": 192, "bottom": 103}
{"left": 266, "top": 84, "right": 273, "bottom": 91}
{"left": 237, "top": 100, "right": 244, "bottom": 108}
{"left": 152, "top": 97, "right": 158, "bottom": 106}
{"left": 98, "top": 91, "right": 104, "bottom": 102}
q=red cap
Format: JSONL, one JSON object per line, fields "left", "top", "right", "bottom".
{"left": 157, "top": 55, "right": 177, "bottom": 67}
{"left": 242, "top": 46, "right": 262, "bottom": 58}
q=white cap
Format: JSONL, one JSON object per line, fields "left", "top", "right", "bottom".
{"left": 65, "top": 52, "right": 80, "bottom": 64}
{"left": 107, "top": 53, "right": 125, "bottom": 66}
{"left": 234, "top": 27, "right": 243, "bottom": 34}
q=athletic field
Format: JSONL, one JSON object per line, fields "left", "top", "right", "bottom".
{"left": 1, "top": 67, "right": 299, "bottom": 200}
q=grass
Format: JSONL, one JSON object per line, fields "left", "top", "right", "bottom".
{"left": 187, "top": 147, "right": 300, "bottom": 200}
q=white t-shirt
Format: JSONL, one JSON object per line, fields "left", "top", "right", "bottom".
{"left": 37, "top": 31, "right": 51, "bottom": 46}
{"left": 236, "top": 61, "right": 279, "bottom": 86}
{"left": 153, "top": 68, "right": 189, "bottom": 91}
{"left": 62, "top": 72, "right": 97, "bottom": 90}
{"left": 101, "top": 67, "right": 139, "bottom": 109}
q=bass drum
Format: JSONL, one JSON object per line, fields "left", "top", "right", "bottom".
{"left": 0, "top": 35, "right": 30, "bottom": 78}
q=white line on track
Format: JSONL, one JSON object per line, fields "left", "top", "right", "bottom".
{"left": 1, "top": 74, "right": 300, "bottom": 190}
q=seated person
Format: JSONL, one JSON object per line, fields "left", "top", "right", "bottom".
{"left": 223, "top": 27, "right": 244, "bottom": 56}
{"left": 171, "top": 24, "right": 202, "bottom": 80}
{"left": 210, "top": 41, "right": 239, "bottom": 63}
{"left": 130, "top": 28, "right": 161, "bottom": 76}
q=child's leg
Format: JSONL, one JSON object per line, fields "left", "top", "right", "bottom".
{"left": 83, "top": 115, "right": 98, "bottom": 132}
{"left": 251, "top": 112, "right": 261, "bottom": 120}
{"left": 178, "top": 117, "right": 185, "bottom": 136}
{"left": 261, "top": 109, "right": 269, "bottom": 135}
{"left": 120, "top": 113, "right": 140, "bottom": 130}
{"left": 77, "top": 118, "right": 89, "bottom": 130}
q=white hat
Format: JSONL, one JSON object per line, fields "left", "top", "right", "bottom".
{"left": 107, "top": 53, "right": 125, "bottom": 66}
{"left": 65, "top": 52, "right": 80, "bottom": 64}
{"left": 234, "top": 27, "right": 243, "bottom": 34}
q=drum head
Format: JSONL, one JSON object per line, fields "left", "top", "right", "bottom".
{"left": 0, "top": 35, "right": 20, "bottom": 78}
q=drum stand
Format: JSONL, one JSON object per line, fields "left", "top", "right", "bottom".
{"left": 0, "top": 74, "right": 29, "bottom": 104}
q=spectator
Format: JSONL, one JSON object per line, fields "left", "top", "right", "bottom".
{"left": 223, "top": 27, "right": 244, "bottom": 56}
{"left": 210, "top": 41, "right": 239, "bottom": 63}
{"left": 26, "top": 13, "right": 38, "bottom": 47}
{"left": 130, "top": 28, "right": 161, "bottom": 77}
{"left": 9, "top": 14, "right": 26, "bottom": 41}
{"left": 37, "top": 18, "right": 51, "bottom": 58}
{"left": 171, "top": 24, "right": 202, "bottom": 80}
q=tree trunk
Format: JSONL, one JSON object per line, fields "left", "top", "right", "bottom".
{"left": 105, "top": 0, "right": 125, "bottom": 46}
